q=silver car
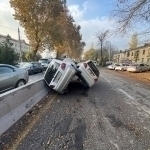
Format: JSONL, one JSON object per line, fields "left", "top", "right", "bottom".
{"left": 127, "top": 63, "right": 149, "bottom": 72}
{"left": 0, "top": 64, "right": 29, "bottom": 94}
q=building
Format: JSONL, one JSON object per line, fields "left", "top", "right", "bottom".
{"left": 0, "top": 34, "right": 31, "bottom": 54}
{"left": 113, "top": 43, "right": 150, "bottom": 65}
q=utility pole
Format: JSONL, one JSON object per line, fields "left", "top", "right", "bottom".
{"left": 18, "top": 27, "right": 22, "bottom": 62}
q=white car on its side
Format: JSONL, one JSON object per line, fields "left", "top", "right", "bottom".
{"left": 44, "top": 59, "right": 76, "bottom": 94}
{"left": 115, "top": 64, "right": 129, "bottom": 71}
{"left": 77, "top": 60, "right": 100, "bottom": 88}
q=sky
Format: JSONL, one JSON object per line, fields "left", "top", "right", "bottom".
{"left": 0, "top": 0, "right": 149, "bottom": 52}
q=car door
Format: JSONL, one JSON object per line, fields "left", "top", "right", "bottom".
{"left": 139, "top": 64, "right": 144, "bottom": 71}
{"left": 33, "top": 63, "right": 38, "bottom": 73}
{"left": 0, "top": 66, "right": 17, "bottom": 93}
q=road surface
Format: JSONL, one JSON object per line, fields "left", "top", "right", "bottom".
{"left": 0, "top": 68, "right": 150, "bottom": 150}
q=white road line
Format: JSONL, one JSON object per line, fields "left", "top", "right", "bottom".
{"left": 118, "top": 88, "right": 134, "bottom": 100}
{"left": 100, "top": 75, "right": 111, "bottom": 83}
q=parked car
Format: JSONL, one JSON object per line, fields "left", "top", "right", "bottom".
{"left": 15, "top": 62, "right": 27, "bottom": 68}
{"left": 146, "top": 64, "right": 150, "bottom": 71}
{"left": 20, "top": 62, "right": 43, "bottom": 75}
{"left": 44, "top": 59, "right": 76, "bottom": 94}
{"left": 108, "top": 64, "right": 120, "bottom": 70}
{"left": 115, "top": 64, "right": 129, "bottom": 71}
{"left": 39, "top": 58, "right": 52, "bottom": 71}
{"left": 127, "top": 63, "right": 149, "bottom": 72}
{"left": 0, "top": 64, "right": 29, "bottom": 94}
{"left": 76, "top": 60, "right": 100, "bottom": 88}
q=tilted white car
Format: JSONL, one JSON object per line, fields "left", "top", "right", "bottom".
{"left": 115, "top": 64, "right": 129, "bottom": 71}
{"left": 76, "top": 60, "right": 100, "bottom": 88}
{"left": 44, "top": 59, "right": 76, "bottom": 94}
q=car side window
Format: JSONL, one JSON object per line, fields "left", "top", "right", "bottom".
{"left": 140, "top": 64, "right": 144, "bottom": 66}
{"left": 0, "top": 66, "right": 14, "bottom": 74}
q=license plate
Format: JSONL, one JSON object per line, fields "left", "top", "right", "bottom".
{"left": 53, "top": 71, "right": 62, "bottom": 83}
{"left": 88, "top": 68, "right": 94, "bottom": 76}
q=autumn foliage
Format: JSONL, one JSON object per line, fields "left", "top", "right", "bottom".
{"left": 10, "top": 0, "right": 85, "bottom": 59}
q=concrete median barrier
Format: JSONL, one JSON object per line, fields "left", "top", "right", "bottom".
{"left": 0, "top": 79, "right": 49, "bottom": 136}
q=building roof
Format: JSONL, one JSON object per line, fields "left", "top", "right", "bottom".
{"left": 0, "top": 34, "right": 30, "bottom": 46}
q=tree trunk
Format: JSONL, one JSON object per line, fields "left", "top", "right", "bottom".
{"left": 100, "top": 42, "right": 103, "bottom": 66}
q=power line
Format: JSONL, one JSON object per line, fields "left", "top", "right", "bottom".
{"left": 0, "top": 24, "right": 25, "bottom": 36}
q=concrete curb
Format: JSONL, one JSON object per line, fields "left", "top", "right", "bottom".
{"left": 0, "top": 79, "right": 49, "bottom": 136}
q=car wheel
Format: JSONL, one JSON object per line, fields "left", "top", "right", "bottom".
{"left": 16, "top": 80, "right": 26, "bottom": 88}
{"left": 121, "top": 68, "right": 124, "bottom": 71}
{"left": 63, "top": 88, "right": 69, "bottom": 94}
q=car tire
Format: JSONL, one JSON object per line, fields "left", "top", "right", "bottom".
{"left": 16, "top": 80, "right": 26, "bottom": 88}
{"left": 63, "top": 88, "right": 69, "bottom": 94}
{"left": 121, "top": 68, "right": 124, "bottom": 71}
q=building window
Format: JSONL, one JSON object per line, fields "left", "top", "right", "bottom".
{"left": 142, "top": 58, "right": 144, "bottom": 62}
{"left": 131, "top": 52, "right": 133, "bottom": 56}
{"left": 143, "top": 50, "right": 145, "bottom": 55}
{"left": 127, "top": 52, "right": 130, "bottom": 57}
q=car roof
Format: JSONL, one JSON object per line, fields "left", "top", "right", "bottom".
{"left": 0, "top": 64, "right": 17, "bottom": 68}
{"left": 51, "top": 59, "right": 63, "bottom": 63}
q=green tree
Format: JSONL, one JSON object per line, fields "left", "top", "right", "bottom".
{"left": 0, "top": 41, "right": 19, "bottom": 65}
{"left": 83, "top": 48, "right": 99, "bottom": 60}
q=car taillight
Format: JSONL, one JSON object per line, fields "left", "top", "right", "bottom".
{"left": 50, "top": 85, "right": 55, "bottom": 89}
{"left": 61, "top": 63, "right": 66, "bottom": 70}
{"left": 94, "top": 78, "right": 98, "bottom": 81}
{"left": 83, "top": 63, "right": 87, "bottom": 68}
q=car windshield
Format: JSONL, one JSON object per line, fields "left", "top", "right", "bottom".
{"left": 87, "top": 61, "right": 99, "bottom": 77}
{"left": 130, "top": 64, "right": 138, "bottom": 66}
{"left": 39, "top": 59, "right": 48, "bottom": 63}
{"left": 44, "top": 61, "right": 60, "bottom": 84}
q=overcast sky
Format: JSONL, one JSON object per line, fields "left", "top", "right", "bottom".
{"left": 0, "top": 0, "right": 148, "bottom": 51}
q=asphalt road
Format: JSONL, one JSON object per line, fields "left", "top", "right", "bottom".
{"left": 0, "top": 68, "right": 150, "bottom": 150}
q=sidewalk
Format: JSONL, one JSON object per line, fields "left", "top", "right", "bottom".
{"left": 126, "top": 71, "right": 150, "bottom": 81}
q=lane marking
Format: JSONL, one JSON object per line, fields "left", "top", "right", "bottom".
{"left": 118, "top": 88, "right": 134, "bottom": 100}
{"left": 100, "top": 74, "right": 111, "bottom": 83}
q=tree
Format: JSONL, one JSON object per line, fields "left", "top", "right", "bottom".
{"left": 22, "top": 51, "right": 42, "bottom": 62}
{"left": 129, "top": 33, "right": 138, "bottom": 49}
{"left": 95, "top": 30, "right": 109, "bottom": 65}
{"left": 10, "top": 0, "right": 85, "bottom": 59}
{"left": 0, "top": 41, "right": 19, "bottom": 65}
{"left": 10, "top": 0, "right": 66, "bottom": 58}
{"left": 83, "top": 48, "right": 99, "bottom": 60}
{"left": 112, "top": 0, "right": 150, "bottom": 33}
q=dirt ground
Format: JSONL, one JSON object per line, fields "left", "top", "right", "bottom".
{"left": 121, "top": 71, "right": 150, "bottom": 82}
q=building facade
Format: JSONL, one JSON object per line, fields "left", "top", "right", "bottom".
{"left": 0, "top": 34, "right": 31, "bottom": 54}
{"left": 113, "top": 43, "right": 150, "bottom": 65}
